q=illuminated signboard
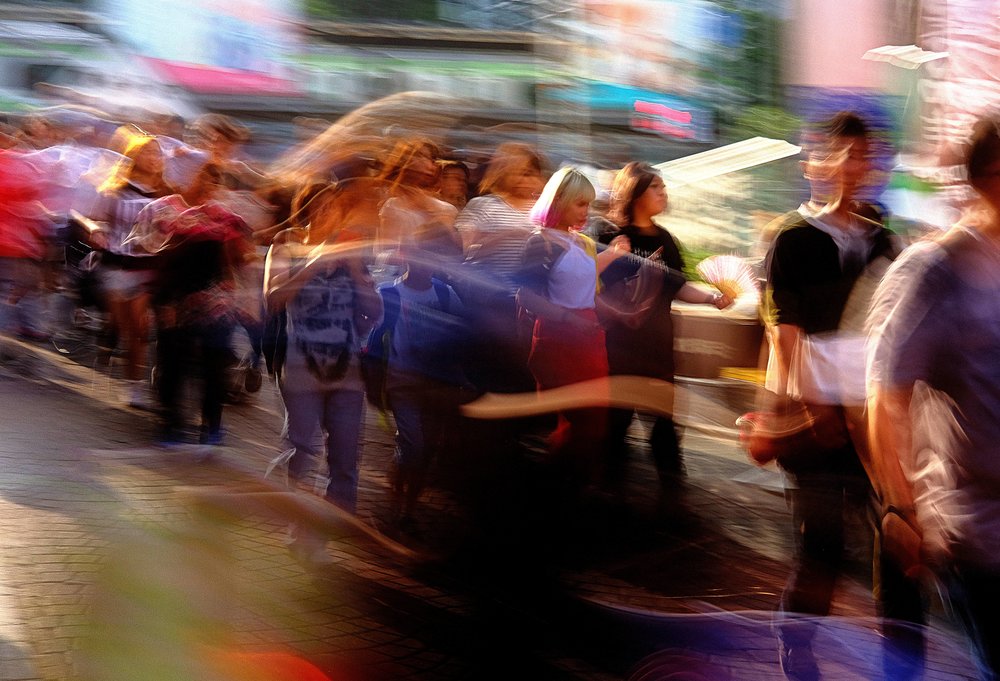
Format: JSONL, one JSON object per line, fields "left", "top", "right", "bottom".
{"left": 543, "top": 80, "right": 714, "bottom": 142}
{"left": 95, "top": 0, "right": 303, "bottom": 95}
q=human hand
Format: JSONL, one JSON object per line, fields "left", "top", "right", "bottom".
{"left": 609, "top": 234, "right": 631, "bottom": 257}
{"left": 713, "top": 292, "right": 734, "bottom": 309}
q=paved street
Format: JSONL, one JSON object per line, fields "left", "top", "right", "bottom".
{"left": 0, "top": 332, "right": 980, "bottom": 680}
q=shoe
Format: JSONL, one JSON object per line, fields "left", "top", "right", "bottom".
{"left": 243, "top": 365, "right": 262, "bottom": 393}
{"left": 126, "top": 380, "right": 157, "bottom": 411}
{"left": 287, "top": 534, "right": 333, "bottom": 566}
{"left": 396, "top": 514, "right": 421, "bottom": 539}
{"left": 154, "top": 429, "right": 186, "bottom": 449}
{"left": 199, "top": 428, "right": 225, "bottom": 447}
{"left": 778, "top": 637, "right": 820, "bottom": 681}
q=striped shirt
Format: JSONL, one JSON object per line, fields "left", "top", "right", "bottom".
{"left": 456, "top": 195, "right": 533, "bottom": 291}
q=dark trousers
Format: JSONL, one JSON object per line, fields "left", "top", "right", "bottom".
{"left": 944, "top": 563, "right": 1000, "bottom": 680}
{"left": 607, "top": 409, "right": 682, "bottom": 489}
{"left": 779, "top": 442, "right": 871, "bottom": 644}
{"left": 157, "top": 323, "right": 232, "bottom": 436}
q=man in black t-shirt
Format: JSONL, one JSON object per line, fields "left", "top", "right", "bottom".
{"left": 764, "top": 112, "right": 915, "bottom": 681}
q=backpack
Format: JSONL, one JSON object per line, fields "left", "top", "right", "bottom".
{"left": 360, "top": 280, "right": 450, "bottom": 411}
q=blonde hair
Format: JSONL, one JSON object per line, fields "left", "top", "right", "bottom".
{"left": 529, "top": 167, "right": 595, "bottom": 228}
{"left": 97, "top": 126, "right": 162, "bottom": 195}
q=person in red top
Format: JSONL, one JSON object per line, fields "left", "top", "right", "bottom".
{"left": 0, "top": 150, "right": 52, "bottom": 339}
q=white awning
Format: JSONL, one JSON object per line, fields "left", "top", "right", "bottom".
{"left": 653, "top": 136, "right": 801, "bottom": 188}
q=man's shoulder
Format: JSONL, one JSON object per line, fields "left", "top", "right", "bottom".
{"left": 769, "top": 214, "right": 828, "bottom": 251}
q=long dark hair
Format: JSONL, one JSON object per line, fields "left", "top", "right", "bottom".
{"left": 608, "top": 161, "right": 660, "bottom": 227}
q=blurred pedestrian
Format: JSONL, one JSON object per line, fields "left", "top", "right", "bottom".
{"left": 378, "top": 223, "right": 468, "bottom": 532}
{"left": 263, "top": 178, "right": 382, "bottom": 547}
{"left": 144, "top": 164, "right": 247, "bottom": 446}
{"left": 764, "top": 112, "right": 899, "bottom": 680}
{"left": 513, "top": 167, "right": 628, "bottom": 487}
{"left": 87, "top": 128, "right": 174, "bottom": 408}
{"left": 454, "top": 142, "right": 545, "bottom": 394}
{"left": 598, "top": 162, "right": 731, "bottom": 491}
{"left": 376, "top": 138, "right": 458, "bottom": 255}
{"left": 867, "top": 111, "right": 1000, "bottom": 681}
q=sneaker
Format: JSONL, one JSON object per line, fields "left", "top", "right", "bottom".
{"left": 199, "top": 428, "right": 226, "bottom": 447}
{"left": 777, "top": 637, "right": 820, "bottom": 681}
{"left": 128, "top": 382, "right": 157, "bottom": 411}
{"left": 154, "top": 429, "right": 186, "bottom": 449}
{"left": 287, "top": 534, "right": 333, "bottom": 566}
{"left": 243, "top": 365, "right": 263, "bottom": 393}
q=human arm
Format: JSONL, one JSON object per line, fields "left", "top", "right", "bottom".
{"left": 676, "top": 283, "right": 733, "bottom": 309}
{"left": 867, "top": 385, "right": 922, "bottom": 578}
{"left": 514, "top": 287, "right": 600, "bottom": 333}
{"left": 595, "top": 234, "right": 631, "bottom": 274}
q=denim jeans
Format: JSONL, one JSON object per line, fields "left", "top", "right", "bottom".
{"left": 279, "top": 384, "right": 365, "bottom": 513}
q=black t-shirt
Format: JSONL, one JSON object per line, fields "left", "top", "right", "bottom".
{"left": 765, "top": 215, "right": 897, "bottom": 334}
{"left": 600, "top": 224, "right": 686, "bottom": 301}
{"left": 599, "top": 224, "right": 688, "bottom": 379}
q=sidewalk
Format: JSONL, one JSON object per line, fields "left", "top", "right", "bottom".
{"left": 0, "top": 329, "right": 980, "bottom": 680}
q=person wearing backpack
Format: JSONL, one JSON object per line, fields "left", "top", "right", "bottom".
{"left": 262, "top": 179, "right": 384, "bottom": 565}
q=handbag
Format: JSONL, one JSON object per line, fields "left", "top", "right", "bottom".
{"left": 737, "top": 327, "right": 832, "bottom": 468}
{"left": 596, "top": 253, "right": 667, "bottom": 330}
{"left": 736, "top": 398, "right": 822, "bottom": 467}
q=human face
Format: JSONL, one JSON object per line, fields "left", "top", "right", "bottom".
{"left": 440, "top": 167, "right": 468, "bottom": 198}
{"left": 633, "top": 175, "right": 668, "bottom": 221}
{"left": 558, "top": 196, "right": 592, "bottom": 230}
{"left": 812, "top": 136, "right": 870, "bottom": 202}
{"left": 133, "top": 141, "right": 164, "bottom": 177}
{"left": 509, "top": 163, "right": 544, "bottom": 201}
{"left": 405, "top": 145, "right": 438, "bottom": 188}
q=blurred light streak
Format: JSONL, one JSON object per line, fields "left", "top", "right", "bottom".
{"left": 654, "top": 137, "right": 801, "bottom": 188}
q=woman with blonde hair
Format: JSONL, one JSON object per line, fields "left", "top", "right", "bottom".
{"left": 514, "top": 167, "right": 628, "bottom": 484}
{"left": 87, "top": 127, "right": 174, "bottom": 408}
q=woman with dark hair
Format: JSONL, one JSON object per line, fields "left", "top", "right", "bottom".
{"left": 601, "top": 162, "right": 730, "bottom": 489}
{"left": 263, "top": 178, "right": 383, "bottom": 527}
{"left": 436, "top": 159, "right": 470, "bottom": 210}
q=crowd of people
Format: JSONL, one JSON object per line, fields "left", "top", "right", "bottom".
{"left": 2, "top": 98, "right": 1000, "bottom": 680}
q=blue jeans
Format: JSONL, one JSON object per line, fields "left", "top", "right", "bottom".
{"left": 279, "top": 384, "right": 365, "bottom": 513}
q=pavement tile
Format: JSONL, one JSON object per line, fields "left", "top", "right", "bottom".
{"left": 0, "top": 332, "right": 985, "bottom": 680}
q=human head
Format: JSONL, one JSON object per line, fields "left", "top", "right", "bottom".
{"left": 803, "top": 111, "right": 871, "bottom": 203}
{"left": 191, "top": 113, "right": 250, "bottom": 161}
{"left": 183, "top": 162, "right": 224, "bottom": 206}
{"left": 966, "top": 112, "right": 1000, "bottom": 207}
{"left": 609, "top": 161, "right": 667, "bottom": 226}
{"left": 437, "top": 159, "right": 470, "bottom": 209}
{"left": 289, "top": 180, "right": 334, "bottom": 232}
{"left": 377, "top": 138, "right": 440, "bottom": 190}
{"left": 479, "top": 142, "right": 545, "bottom": 201}
{"left": 529, "top": 167, "right": 596, "bottom": 229}
{"left": 99, "top": 127, "right": 164, "bottom": 193}
{"left": 308, "top": 177, "right": 388, "bottom": 243}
